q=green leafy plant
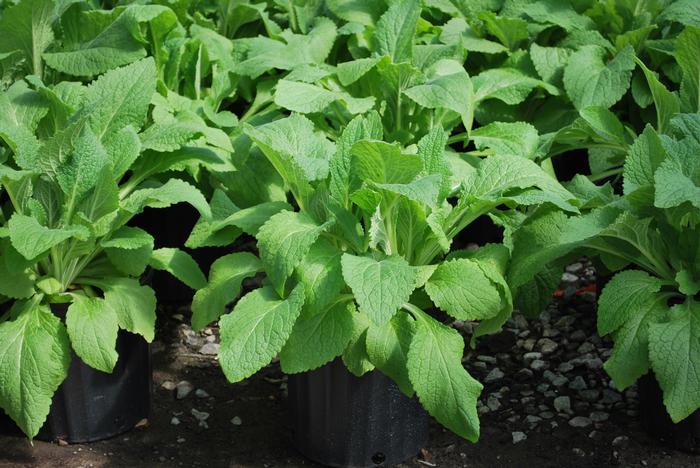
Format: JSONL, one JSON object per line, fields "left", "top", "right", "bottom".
{"left": 191, "top": 109, "right": 578, "bottom": 441}
{"left": 0, "top": 58, "right": 211, "bottom": 438}
{"left": 508, "top": 110, "right": 700, "bottom": 423}
{"left": 419, "top": 0, "right": 696, "bottom": 183}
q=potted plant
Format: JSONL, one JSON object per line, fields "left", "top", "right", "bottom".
{"left": 0, "top": 58, "right": 210, "bottom": 442}
{"left": 189, "top": 94, "right": 577, "bottom": 464}
{"left": 508, "top": 37, "right": 700, "bottom": 448}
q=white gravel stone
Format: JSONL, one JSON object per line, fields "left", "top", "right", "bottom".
{"left": 512, "top": 431, "right": 527, "bottom": 444}
{"left": 569, "top": 416, "right": 592, "bottom": 428}
{"left": 176, "top": 381, "right": 194, "bottom": 399}
{"left": 484, "top": 367, "right": 505, "bottom": 383}
{"left": 554, "top": 396, "right": 571, "bottom": 414}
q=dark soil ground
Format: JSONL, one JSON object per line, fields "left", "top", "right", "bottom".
{"left": 1, "top": 265, "right": 699, "bottom": 468}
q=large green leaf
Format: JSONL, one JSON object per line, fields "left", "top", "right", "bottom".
{"left": 407, "top": 309, "right": 482, "bottom": 442}
{"left": 563, "top": 45, "right": 635, "bottom": 110}
{"left": 102, "top": 226, "right": 154, "bottom": 277}
{"left": 43, "top": 10, "right": 146, "bottom": 76}
{"left": 294, "top": 239, "right": 345, "bottom": 313}
{"left": 98, "top": 278, "right": 157, "bottom": 342}
{"left": 375, "top": 0, "right": 420, "bottom": 63}
{"left": 471, "top": 122, "right": 540, "bottom": 159}
{"left": 148, "top": 248, "right": 207, "bottom": 290}
{"left": 244, "top": 114, "right": 334, "bottom": 195}
{"left": 76, "top": 58, "right": 156, "bottom": 140}
{"left": 473, "top": 68, "right": 558, "bottom": 105}
{"left": 0, "top": 300, "right": 71, "bottom": 438}
{"left": 649, "top": 300, "right": 700, "bottom": 422}
{"left": 341, "top": 253, "right": 416, "bottom": 325}
{"left": 0, "top": 81, "right": 48, "bottom": 169}
{"left": 0, "top": 0, "right": 55, "bottom": 77}
{"left": 274, "top": 80, "right": 375, "bottom": 115}
{"left": 8, "top": 214, "right": 88, "bottom": 260}
{"left": 0, "top": 239, "right": 34, "bottom": 299}
{"left": 190, "top": 252, "right": 262, "bottom": 331}
{"left": 279, "top": 300, "right": 355, "bottom": 373}
{"left": 366, "top": 312, "right": 416, "bottom": 396}
{"left": 219, "top": 285, "right": 305, "bottom": 382}
{"left": 404, "top": 60, "right": 473, "bottom": 127}
{"left": 66, "top": 295, "right": 119, "bottom": 373}
{"left": 425, "top": 258, "right": 503, "bottom": 321}
{"left": 598, "top": 270, "right": 670, "bottom": 389}
{"left": 257, "top": 210, "right": 331, "bottom": 296}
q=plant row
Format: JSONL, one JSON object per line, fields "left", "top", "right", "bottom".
{"left": 0, "top": 0, "right": 698, "bottom": 446}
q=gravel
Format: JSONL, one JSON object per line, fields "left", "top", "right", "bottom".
{"left": 176, "top": 381, "right": 194, "bottom": 400}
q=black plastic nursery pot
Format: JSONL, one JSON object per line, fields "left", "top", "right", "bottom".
{"left": 288, "top": 359, "right": 429, "bottom": 468}
{"left": 638, "top": 373, "right": 700, "bottom": 453}
{"left": 132, "top": 203, "right": 232, "bottom": 304}
{"left": 0, "top": 304, "right": 152, "bottom": 443}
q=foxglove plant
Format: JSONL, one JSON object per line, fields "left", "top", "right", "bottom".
{"left": 190, "top": 106, "right": 578, "bottom": 440}
{"left": 0, "top": 58, "right": 211, "bottom": 438}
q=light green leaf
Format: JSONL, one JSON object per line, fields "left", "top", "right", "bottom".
{"left": 366, "top": 312, "right": 416, "bottom": 396}
{"left": 244, "top": 114, "right": 334, "bottom": 188}
{"left": 8, "top": 214, "right": 88, "bottom": 260}
{"left": 190, "top": 252, "right": 262, "bottom": 331}
{"left": 99, "top": 278, "right": 156, "bottom": 342}
{"left": 219, "top": 285, "right": 305, "bottom": 382}
{"left": 102, "top": 226, "right": 153, "bottom": 277}
{"left": 0, "top": 0, "right": 55, "bottom": 77}
{"left": 464, "top": 154, "right": 575, "bottom": 208}
{"left": 0, "top": 300, "right": 70, "bottom": 438}
{"left": 635, "top": 58, "right": 679, "bottom": 133}
{"left": 377, "top": 174, "right": 442, "bottom": 208}
{"left": 56, "top": 125, "right": 108, "bottom": 207}
{"left": 77, "top": 58, "right": 156, "bottom": 140}
{"left": 123, "top": 179, "right": 211, "bottom": 218}
{"left": 279, "top": 300, "right": 355, "bottom": 373}
{"left": 0, "top": 81, "right": 48, "bottom": 169}
{"left": 66, "top": 295, "right": 119, "bottom": 373}
{"left": 479, "top": 11, "right": 528, "bottom": 50}
{"left": 43, "top": 11, "right": 146, "bottom": 76}
{"left": 598, "top": 269, "right": 664, "bottom": 336}
{"left": 350, "top": 140, "right": 422, "bottom": 185}
{"left": 257, "top": 210, "right": 332, "bottom": 296}
{"left": 404, "top": 61, "right": 473, "bottom": 127}
{"left": 148, "top": 248, "right": 207, "bottom": 290}
{"left": 0, "top": 239, "right": 34, "bottom": 299}
{"left": 473, "top": 68, "right": 558, "bottom": 105}
{"left": 329, "top": 111, "right": 384, "bottom": 206}
{"left": 563, "top": 45, "right": 635, "bottom": 110}
{"left": 375, "top": 0, "right": 420, "bottom": 63}
{"left": 654, "top": 139, "right": 700, "bottom": 210}
{"left": 659, "top": 0, "right": 700, "bottom": 27}
{"left": 530, "top": 43, "right": 571, "bottom": 86}
{"left": 342, "top": 309, "right": 375, "bottom": 376}
{"left": 676, "top": 26, "right": 700, "bottom": 113}
{"left": 649, "top": 301, "right": 700, "bottom": 422}
{"left": 341, "top": 253, "right": 417, "bottom": 325}
{"left": 407, "top": 309, "right": 482, "bottom": 442}
{"left": 623, "top": 125, "right": 665, "bottom": 195}
{"left": 471, "top": 122, "right": 540, "bottom": 159}
{"left": 139, "top": 121, "right": 203, "bottom": 152}
{"left": 274, "top": 79, "right": 375, "bottom": 115}
{"left": 294, "top": 239, "right": 345, "bottom": 313}
{"left": 337, "top": 57, "right": 383, "bottom": 86}
{"left": 505, "top": 0, "right": 593, "bottom": 31}
{"left": 425, "top": 258, "right": 502, "bottom": 321}
{"left": 603, "top": 286, "right": 669, "bottom": 391}
{"left": 417, "top": 126, "right": 450, "bottom": 195}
